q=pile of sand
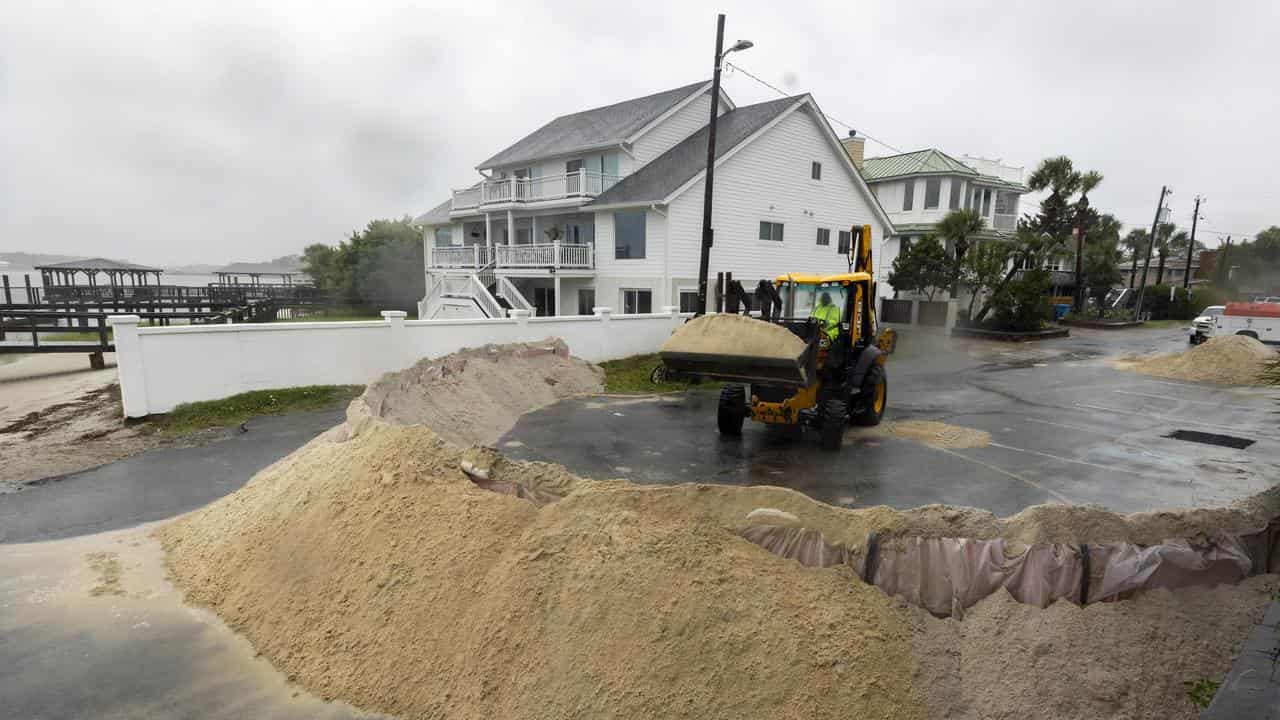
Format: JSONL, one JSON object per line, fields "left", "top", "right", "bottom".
{"left": 357, "top": 339, "right": 602, "bottom": 445}
{"left": 1117, "top": 334, "right": 1276, "bottom": 385}
{"left": 159, "top": 341, "right": 1280, "bottom": 719}
{"left": 912, "top": 576, "right": 1277, "bottom": 720}
{"left": 660, "top": 313, "right": 806, "bottom": 361}
{"left": 160, "top": 423, "right": 928, "bottom": 720}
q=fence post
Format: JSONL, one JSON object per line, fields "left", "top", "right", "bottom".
{"left": 108, "top": 315, "right": 149, "bottom": 418}
{"left": 593, "top": 306, "right": 612, "bottom": 361}
{"left": 381, "top": 310, "right": 409, "bottom": 371}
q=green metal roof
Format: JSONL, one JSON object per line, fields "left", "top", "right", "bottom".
{"left": 861, "top": 148, "right": 1030, "bottom": 192}
{"left": 860, "top": 149, "right": 977, "bottom": 181}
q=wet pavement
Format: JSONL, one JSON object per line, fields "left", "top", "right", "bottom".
{"left": 0, "top": 408, "right": 345, "bottom": 544}
{"left": 502, "top": 326, "right": 1280, "bottom": 517}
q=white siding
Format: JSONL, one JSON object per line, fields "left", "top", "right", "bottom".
{"left": 631, "top": 91, "right": 724, "bottom": 166}
{"left": 592, "top": 207, "right": 668, "bottom": 295}
{"left": 659, "top": 105, "right": 891, "bottom": 300}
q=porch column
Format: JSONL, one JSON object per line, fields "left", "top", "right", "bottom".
{"left": 484, "top": 212, "right": 493, "bottom": 260}
{"left": 531, "top": 215, "right": 538, "bottom": 246}
{"left": 506, "top": 209, "right": 515, "bottom": 245}
{"left": 554, "top": 275, "right": 561, "bottom": 318}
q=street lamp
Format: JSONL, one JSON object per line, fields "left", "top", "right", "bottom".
{"left": 694, "top": 15, "right": 753, "bottom": 316}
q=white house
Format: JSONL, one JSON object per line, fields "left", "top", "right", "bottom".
{"left": 848, "top": 145, "right": 1030, "bottom": 296}
{"left": 413, "top": 81, "right": 893, "bottom": 318}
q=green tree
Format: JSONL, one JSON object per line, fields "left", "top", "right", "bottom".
{"left": 1123, "top": 229, "right": 1149, "bottom": 288}
{"left": 1082, "top": 229, "right": 1124, "bottom": 317}
{"left": 960, "top": 239, "right": 1013, "bottom": 319}
{"left": 301, "top": 216, "right": 425, "bottom": 313}
{"left": 936, "top": 209, "right": 986, "bottom": 296}
{"left": 888, "top": 236, "right": 951, "bottom": 301}
{"left": 974, "top": 155, "right": 1102, "bottom": 324}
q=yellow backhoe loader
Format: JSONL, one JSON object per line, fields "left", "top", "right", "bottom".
{"left": 659, "top": 225, "right": 895, "bottom": 451}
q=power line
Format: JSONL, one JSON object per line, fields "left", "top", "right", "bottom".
{"left": 723, "top": 61, "right": 906, "bottom": 155}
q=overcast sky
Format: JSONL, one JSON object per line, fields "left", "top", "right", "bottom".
{"left": 2, "top": 0, "right": 1277, "bottom": 265}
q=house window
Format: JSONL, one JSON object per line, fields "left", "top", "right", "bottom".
{"left": 816, "top": 228, "right": 831, "bottom": 246}
{"left": 515, "top": 227, "right": 532, "bottom": 244}
{"left": 577, "top": 288, "right": 596, "bottom": 315}
{"left": 759, "top": 221, "right": 784, "bottom": 242}
{"left": 622, "top": 288, "right": 652, "bottom": 314}
{"left": 614, "top": 210, "right": 646, "bottom": 259}
{"left": 981, "top": 189, "right": 992, "bottom": 217}
{"left": 678, "top": 289, "right": 699, "bottom": 313}
{"left": 972, "top": 188, "right": 981, "bottom": 212}
{"left": 994, "top": 191, "right": 1018, "bottom": 215}
{"left": 565, "top": 159, "right": 584, "bottom": 173}
{"left": 566, "top": 159, "right": 585, "bottom": 193}
{"left": 514, "top": 168, "right": 531, "bottom": 178}
{"left": 433, "top": 228, "right": 453, "bottom": 248}
{"left": 837, "top": 230, "right": 852, "bottom": 254}
{"left": 811, "top": 161, "right": 822, "bottom": 180}
{"left": 924, "top": 178, "right": 941, "bottom": 209}
{"left": 902, "top": 180, "right": 915, "bottom": 211}
{"left": 949, "top": 180, "right": 962, "bottom": 210}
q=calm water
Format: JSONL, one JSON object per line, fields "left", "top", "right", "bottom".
{"left": 0, "top": 267, "right": 223, "bottom": 304}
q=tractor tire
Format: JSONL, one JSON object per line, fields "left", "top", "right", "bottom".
{"left": 851, "top": 365, "right": 887, "bottom": 427}
{"left": 819, "top": 397, "right": 847, "bottom": 451}
{"left": 717, "top": 385, "right": 746, "bottom": 436}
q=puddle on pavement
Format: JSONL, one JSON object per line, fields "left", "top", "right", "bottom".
{"left": 0, "top": 524, "right": 381, "bottom": 719}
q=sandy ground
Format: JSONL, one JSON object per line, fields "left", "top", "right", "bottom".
{"left": 0, "top": 353, "right": 161, "bottom": 491}
{"left": 0, "top": 522, "right": 380, "bottom": 719}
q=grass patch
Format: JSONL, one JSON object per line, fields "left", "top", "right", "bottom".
{"left": 37, "top": 330, "right": 113, "bottom": 343}
{"left": 600, "top": 353, "right": 720, "bottom": 394}
{"left": 1183, "top": 678, "right": 1220, "bottom": 709}
{"left": 154, "top": 385, "right": 364, "bottom": 435}
{"left": 1140, "top": 319, "right": 1191, "bottom": 329}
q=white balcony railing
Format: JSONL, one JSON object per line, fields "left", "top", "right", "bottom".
{"left": 450, "top": 171, "right": 621, "bottom": 212}
{"left": 430, "top": 245, "right": 492, "bottom": 268}
{"left": 429, "top": 243, "right": 593, "bottom": 270}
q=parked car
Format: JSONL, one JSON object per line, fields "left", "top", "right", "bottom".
{"left": 1190, "top": 305, "right": 1225, "bottom": 344}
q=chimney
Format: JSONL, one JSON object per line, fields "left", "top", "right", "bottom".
{"left": 841, "top": 130, "right": 865, "bottom": 171}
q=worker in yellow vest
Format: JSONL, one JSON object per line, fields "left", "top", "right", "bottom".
{"left": 812, "top": 292, "right": 841, "bottom": 342}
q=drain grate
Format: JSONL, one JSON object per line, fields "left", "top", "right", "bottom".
{"left": 1165, "top": 429, "right": 1255, "bottom": 450}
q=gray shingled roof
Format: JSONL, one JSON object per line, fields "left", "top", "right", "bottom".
{"left": 586, "top": 95, "right": 802, "bottom": 208}
{"left": 478, "top": 81, "right": 710, "bottom": 170}
{"left": 413, "top": 198, "right": 453, "bottom": 226}
{"left": 35, "top": 257, "right": 162, "bottom": 272}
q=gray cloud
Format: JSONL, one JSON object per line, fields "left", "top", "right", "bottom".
{"left": 1, "top": 0, "right": 1277, "bottom": 265}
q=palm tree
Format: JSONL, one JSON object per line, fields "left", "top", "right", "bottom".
{"left": 1123, "top": 229, "right": 1149, "bottom": 288}
{"left": 936, "top": 209, "right": 986, "bottom": 297}
{"left": 1153, "top": 223, "right": 1177, "bottom": 285}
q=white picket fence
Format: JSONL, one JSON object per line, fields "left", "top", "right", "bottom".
{"left": 108, "top": 307, "right": 689, "bottom": 418}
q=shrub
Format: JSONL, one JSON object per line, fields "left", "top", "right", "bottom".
{"left": 1140, "top": 284, "right": 1234, "bottom": 320}
{"left": 988, "top": 269, "right": 1053, "bottom": 331}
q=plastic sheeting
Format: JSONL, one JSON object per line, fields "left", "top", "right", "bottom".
{"left": 740, "top": 519, "right": 1274, "bottom": 618}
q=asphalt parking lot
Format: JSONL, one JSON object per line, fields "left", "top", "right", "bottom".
{"left": 502, "top": 326, "right": 1280, "bottom": 517}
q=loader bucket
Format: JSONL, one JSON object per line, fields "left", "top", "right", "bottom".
{"left": 658, "top": 314, "right": 816, "bottom": 387}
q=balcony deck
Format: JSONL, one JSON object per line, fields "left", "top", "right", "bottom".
{"left": 428, "top": 243, "right": 594, "bottom": 271}
{"left": 451, "top": 171, "right": 620, "bottom": 212}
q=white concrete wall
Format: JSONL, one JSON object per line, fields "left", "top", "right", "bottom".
{"left": 108, "top": 308, "right": 689, "bottom": 417}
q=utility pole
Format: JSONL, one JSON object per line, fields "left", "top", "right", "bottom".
{"left": 693, "top": 17, "right": 752, "bottom": 317}
{"left": 1133, "top": 185, "right": 1169, "bottom": 320}
{"left": 694, "top": 15, "right": 726, "bottom": 317}
{"left": 1181, "top": 195, "right": 1201, "bottom": 289}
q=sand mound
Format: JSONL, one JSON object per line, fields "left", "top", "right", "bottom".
{"left": 1117, "top": 334, "right": 1276, "bottom": 385}
{"left": 357, "top": 338, "right": 602, "bottom": 445}
{"left": 660, "top": 313, "right": 806, "bottom": 361}
{"left": 160, "top": 422, "right": 927, "bottom": 720}
{"left": 159, "top": 341, "right": 1280, "bottom": 719}
{"left": 913, "top": 576, "right": 1278, "bottom": 720}
{"left": 862, "top": 420, "right": 992, "bottom": 449}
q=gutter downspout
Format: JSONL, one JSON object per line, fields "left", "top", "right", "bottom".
{"left": 651, "top": 203, "right": 670, "bottom": 309}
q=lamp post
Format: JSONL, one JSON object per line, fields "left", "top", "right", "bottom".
{"left": 694, "top": 14, "right": 752, "bottom": 316}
